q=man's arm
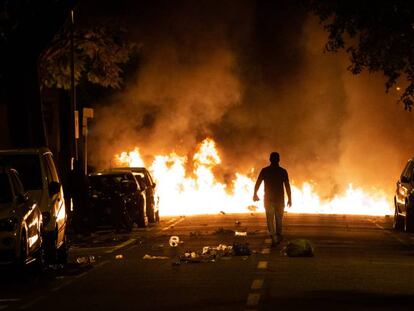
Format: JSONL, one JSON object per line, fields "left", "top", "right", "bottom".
{"left": 253, "top": 170, "right": 264, "bottom": 201}
{"left": 285, "top": 170, "right": 292, "bottom": 207}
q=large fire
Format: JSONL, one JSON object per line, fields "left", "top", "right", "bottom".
{"left": 114, "top": 138, "right": 392, "bottom": 216}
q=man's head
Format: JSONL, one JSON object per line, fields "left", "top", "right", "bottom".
{"left": 269, "top": 152, "right": 280, "bottom": 165}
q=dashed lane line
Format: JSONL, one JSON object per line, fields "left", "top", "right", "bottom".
{"left": 246, "top": 293, "right": 261, "bottom": 307}
{"left": 251, "top": 279, "right": 264, "bottom": 290}
{"left": 105, "top": 238, "right": 137, "bottom": 254}
{"left": 257, "top": 261, "right": 268, "bottom": 269}
{"left": 162, "top": 217, "right": 185, "bottom": 231}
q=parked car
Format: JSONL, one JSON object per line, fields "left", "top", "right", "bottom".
{"left": 0, "top": 167, "right": 43, "bottom": 267}
{"left": 0, "top": 148, "right": 68, "bottom": 263}
{"left": 111, "top": 167, "right": 159, "bottom": 223}
{"left": 394, "top": 157, "right": 414, "bottom": 232}
{"left": 88, "top": 170, "right": 147, "bottom": 231}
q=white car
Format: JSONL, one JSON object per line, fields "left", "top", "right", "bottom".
{"left": 0, "top": 167, "right": 43, "bottom": 266}
{"left": 0, "top": 148, "right": 67, "bottom": 263}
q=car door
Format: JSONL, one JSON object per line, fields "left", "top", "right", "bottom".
{"left": 10, "top": 172, "right": 40, "bottom": 254}
{"left": 43, "top": 153, "right": 66, "bottom": 246}
{"left": 397, "top": 160, "right": 414, "bottom": 214}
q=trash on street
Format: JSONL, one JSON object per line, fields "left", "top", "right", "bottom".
{"left": 235, "top": 220, "right": 241, "bottom": 226}
{"left": 143, "top": 254, "right": 169, "bottom": 260}
{"left": 76, "top": 256, "right": 96, "bottom": 264}
{"left": 235, "top": 231, "right": 247, "bottom": 236}
{"left": 169, "top": 236, "right": 180, "bottom": 247}
{"left": 282, "top": 239, "right": 314, "bottom": 257}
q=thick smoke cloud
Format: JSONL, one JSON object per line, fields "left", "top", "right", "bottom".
{"left": 90, "top": 0, "right": 413, "bottom": 199}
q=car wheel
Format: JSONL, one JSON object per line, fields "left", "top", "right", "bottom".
{"left": 393, "top": 202, "right": 404, "bottom": 230}
{"left": 404, "top": 205, "right": 414, "bottom": 232}
{"left": 56, "top": 235, "right": 69, "bottom": 264}
{"left": 147, "top": 202, "right": 156, "bottom": 223}
{"left": 137, "top": 204, "right": 148, "bottom": 228}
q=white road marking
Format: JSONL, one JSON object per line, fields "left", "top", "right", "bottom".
{"left": 261, "top": 248, "right": 270, "bottom": 254}
{"left": 369, "top": 219, "right": 407, "bottom": 244}
{"left": 162, "top": 217, "right": 185, "bottom": 231}
{"left": 246, "top": 293, "right": 261, "bottom": 306}
{"left": 19, "top": 295, "right": 46, "bottom": 310}
{"left": 105, "top": 238, "right": 136, "bottom": 254}
{"left": 257, "top": 261, "right": 268, "bottom": 269}
{"left": 251, "top": 279, "right": 264, "bottom": 290}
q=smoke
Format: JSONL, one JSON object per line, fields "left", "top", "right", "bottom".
{"left": 90, "top": 0, "right": 413, "bottom": 198}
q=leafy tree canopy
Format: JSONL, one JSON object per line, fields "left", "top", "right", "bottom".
{"left": 305, "top": 0, "right": 414, "bottom": 110}
{"left": 40, "top": 19, "right": 138, "bottom": 90}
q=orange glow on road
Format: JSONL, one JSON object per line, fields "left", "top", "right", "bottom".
{"left": 114, "top": 138, "right": 392, "bottom": 216}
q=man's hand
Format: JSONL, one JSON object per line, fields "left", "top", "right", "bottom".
{"left": 253, "top": 193, "right": 260, "bottom": 202}
{"left": 287, "top": 198, "right": 292, "bottom": 208}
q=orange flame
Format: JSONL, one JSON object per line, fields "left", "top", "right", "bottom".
{"left": 114, "top": 138, "right": 392, "bottom": 216}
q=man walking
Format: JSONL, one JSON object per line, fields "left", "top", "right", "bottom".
{"left": 253, "top": 152, "right": 292, "bottom": 246}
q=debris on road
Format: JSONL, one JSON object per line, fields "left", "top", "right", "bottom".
{"left": 76, "top": 256, "right": 96, "bottom": 265}
{"left": 213, "top": 227, "right": 234, "bottom": 235}
{"left": 282, "top": 239, "right": 314, "bottom": 257}
{"left": 235, "top": 231, "right": 247, "bottom": 236}
{"left": 143, "top": 254, "right": 169, "bottom": 260}
{"left": 235, "top": 220, "right": 241, "bottom": 226}
{"left": 169, "top": 236, "right": 180, "bottom": 247}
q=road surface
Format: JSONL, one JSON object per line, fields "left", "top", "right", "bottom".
{"left": 1, "top": 213, "right": 414, "bottom": 311}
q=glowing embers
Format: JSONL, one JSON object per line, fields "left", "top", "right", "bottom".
{"left": 114, "top": 138, "right": 392, "bottom": 216}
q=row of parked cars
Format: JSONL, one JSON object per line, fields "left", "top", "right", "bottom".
{"left": 0, "top": 147, "right": 160, "bottom": 268}
{"left": 0, "top": 148, "right": 67, "bottom": 268}
{"left": 88, "top": 167, "right": 159, "bottom": 232}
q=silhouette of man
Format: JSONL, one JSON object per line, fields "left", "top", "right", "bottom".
{"left": 253, "top": 152, "right": 292, "bottom": 246}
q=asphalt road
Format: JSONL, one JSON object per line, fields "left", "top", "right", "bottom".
{"left": 1, "top": 212, "right": 414, "bottom": 311}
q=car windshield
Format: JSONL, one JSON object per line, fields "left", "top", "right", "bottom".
{"left": 90, "top": 174, "right": 133, "bottom": 193}
{"left": 0, "top": 173, "right": 12, "bottom": 203}
{"left": 0, "top": 154, "right": 42, "bottom": 190}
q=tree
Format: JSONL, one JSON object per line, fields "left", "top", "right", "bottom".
{"left": 39, "top": 21, "right": 137, "bottom": 91}
{"left": 0, "top": 0, "right": 76, "bottom": 148}
{"left": 305, "top": 0, "right": 414, "bottom": 110}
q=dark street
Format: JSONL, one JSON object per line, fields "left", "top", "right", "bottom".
{"left": 1, "top": 213, "right": 413, "bottom": 311}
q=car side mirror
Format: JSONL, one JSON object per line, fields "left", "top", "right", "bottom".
{"left": 48, "top": 181, "right": 61, "bottom": 196}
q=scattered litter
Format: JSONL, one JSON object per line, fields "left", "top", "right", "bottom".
{"left": 247, "top": 205, "right": 258, "bottom": 212}
{"left": 233, "top": 243, "right": 251, "bottom": 256}
{"left": 219, "top": 211, "right": 226, "bottom": 215}
{"left": 235, "top": 220, "right": 241, "bottom": 226}
{"left": 169, "top": 236, "right": 180, "bottom": 247}
{"left": 282, "top": 239, "right": 314, "bottom": 257}
{"left": 143, "top": 254, "right": 169, "bottom": 260}
{"left": 235, "top": 231, "right": 247, "bottom": 236}
{"left": 213, "top": 227, "right": 234, "bottom": 235}
{"left": 115, "top": 254, "right": 123, "bottom": 260}
{"left": 76, "top": 256, "right": 95, "bottom": 265}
